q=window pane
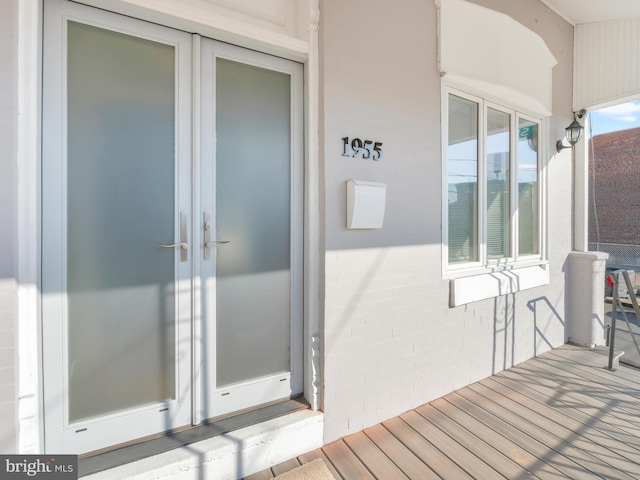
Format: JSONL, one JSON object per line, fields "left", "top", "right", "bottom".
{"left": 517, "top": 119, "right": 539, "bottom": 255}
{"left": 487, "top": 108, "right": 511, "bottom": 259}
{"left": 448, "top": 95, "right": 478, "bottom": 263}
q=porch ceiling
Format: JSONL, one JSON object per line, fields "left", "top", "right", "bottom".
{"left": 542, "top": 0, "right": 640, "bottom": 25}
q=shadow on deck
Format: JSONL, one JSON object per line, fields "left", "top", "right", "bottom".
{"left": 247, "top": 344, "right": 640, "bottom": 479}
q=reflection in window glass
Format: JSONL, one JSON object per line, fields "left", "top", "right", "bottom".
{"left": 517, "top": 119, "right": 539, "bottom": 255}
{"left": 448, "top": 95, "right": 478, "bottom": 263}
{"left": 487, "top": 108, "right": 510, "bottom": 259}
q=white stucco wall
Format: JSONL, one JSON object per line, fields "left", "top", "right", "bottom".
{"left": 0, "top": 0, "right": 19, "bottom": 454}
{"left": 320, "top": 0, "right": 575, "bottom": 443}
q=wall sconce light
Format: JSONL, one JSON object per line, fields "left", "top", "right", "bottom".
{"left": 556, "top": 109, "right": 586, "bottom": 152}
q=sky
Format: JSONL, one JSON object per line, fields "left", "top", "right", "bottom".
{"left": 589, "top": 100, "right": 640, "bottom": 137}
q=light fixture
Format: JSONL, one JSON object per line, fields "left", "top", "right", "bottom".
{"left": 556, "top": 109, "right": 586, "bottom": 152}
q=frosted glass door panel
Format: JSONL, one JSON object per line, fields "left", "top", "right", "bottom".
{"left": 66, "top": 22, "right": 176, "bottom": 423}
{"left": 216, "top": 58, "right": 291, "bottom": 388}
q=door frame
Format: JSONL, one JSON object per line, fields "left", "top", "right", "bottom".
{"left": 40, "top": 0, "right": 313, "bottom": 454}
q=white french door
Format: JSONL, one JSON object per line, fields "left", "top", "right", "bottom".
{"left": 42, "top": 0, "right": 303, "bottom": 455}
{"left": 199, "top": 40, "right": 304, "bottom": 419}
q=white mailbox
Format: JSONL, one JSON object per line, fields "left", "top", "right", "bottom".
{"left": 347, "top": 179, "right": 386, "bottom": 229}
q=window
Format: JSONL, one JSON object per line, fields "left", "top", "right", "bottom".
{"left": 445, "top": 88, "right": 542, "bottom": 272}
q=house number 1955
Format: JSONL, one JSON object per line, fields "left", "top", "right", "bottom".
{"left": 342, "top": 137, "right": 383, "bottom": 161}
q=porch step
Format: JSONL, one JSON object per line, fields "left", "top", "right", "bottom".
{"left": 604, "top": 348, "right": 625, "bottom": 368}
{"left": 585, "top": 343, "right": 625, "bottom": 368}
{"left": 82, "top": 409, "right": 324, "bottom": 480}
{"left": 566, "top": 342, "right": 625, "bottom": 368}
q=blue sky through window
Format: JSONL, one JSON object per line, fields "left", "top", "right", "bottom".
{"left": 589, "top": 100, "right": 640, "bottom": 137}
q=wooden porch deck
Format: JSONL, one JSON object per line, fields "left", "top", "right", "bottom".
{"left": 246, "top": 344, "right": 640, "bottom": 479}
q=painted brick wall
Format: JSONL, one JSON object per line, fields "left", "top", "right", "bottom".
{"left": 0, "top": 0, "right": 18, "bottom": 454}
{"left": 320, "top": 0, "right": 574, "bottom": 443}
{"left": 322, "top": 247, "right": 568, "bottom": 442}
{"left": 588, "top": 127, "right": 640, "bottom": 245}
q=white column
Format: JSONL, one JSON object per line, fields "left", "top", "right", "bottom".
{"left": 573, "top": 115, "right": 589, "bottom": 252}
{"left": 567, "top": 251, "right": 609, "bottom": 346}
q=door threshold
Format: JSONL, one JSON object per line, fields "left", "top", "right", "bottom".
{"left": 79, "top": 397, "right": 315, "bottom": 478}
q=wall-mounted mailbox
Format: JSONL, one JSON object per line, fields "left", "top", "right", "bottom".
{"left": 347, "top": 179, "right": 386, "bottom": 229}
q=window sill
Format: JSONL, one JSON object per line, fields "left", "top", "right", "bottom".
{"left": 449, "top": 264, "right": 549, "bottom": 307}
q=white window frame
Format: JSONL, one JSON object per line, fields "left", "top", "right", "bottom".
{"left": 442, "top": 83, "right": 548, "bottom": 281}
{"left": 484, "top": 100, "right": 515, "bottom": 267}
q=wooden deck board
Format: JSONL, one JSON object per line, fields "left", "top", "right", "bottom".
{"left": 342, "top": 431, "right": 410, "bottom": 480}
{"left": 513, "top": 360, "right": 640, "bottom": 426}
{"left": 549, "top": 345, "right": 640, "bottom": 383}
{"left": 473, "top": 379, "right": 640, "bottom": 479}
{"left": 549, "top": 343, "right": 619, "bottom": 364}
{"left": 246, "top": 345, "right": 640, "bottom": 480}
{"left": 539, "top": 354, "right": 640, "bottom": 403}
{"left": 363, "top": 423, "right": 440, "bottom": 480}
{"left": 400, "top": 409, "right": 503, "bottom": 480}
{"left": 464, "top": 382, "right": 638, "bottom": 480}
{"left": 535, "top": 353, "right": 640, "bottom": 402}
{"left": 484, "top": 375, "right": 640, "bottom": 465}
{"left": 531, "top": 354, "right": 640, "bottom": 399}
{"left": 449, "top": 389, "right": 601, "bottom": 479}
{"left": 322, "top": 440, "right": 373, "bottom": 480}
{"left": 500, "top": 366, "right": 640, "bottom": 439}
{"left": 429, "top": 396, "right": 569, "bottom": 480}
{"left": 383, "top": 416, "right": 474, "bottom": 479}
{"left": 550, "top": 344, "right": 612, "bottom": 367}
{"left": 415, "top": 402, "right": 537, "bottom": 479}
{"left": 520, "top": 359, "right": 640, "bottom": 421}
{"left": 488, "top": 374, "right": 640, "bottom": 462}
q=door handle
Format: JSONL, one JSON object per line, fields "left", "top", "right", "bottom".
{"left": 203, "top": 212, "right": 230, "bottom": 261}
{"left": 162, "top": 212, "right": 188, "bottom": 262}
{"left": 161, "top": 243, "right": 188, "bottom": 250}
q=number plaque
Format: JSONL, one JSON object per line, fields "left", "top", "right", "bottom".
{"left": 342, "top": 137, "right": 383, "bottom": 161}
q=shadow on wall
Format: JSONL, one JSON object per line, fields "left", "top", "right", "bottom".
{"left": 487, "top": 273, "right": 563, "bottom": 375}
{"left": 527, "top": 296, "right": 565, "bottom": 356}
{"left": 489, "top": 274, "right": 521, "bottom": 376}
{"left": 492, "top": 293, "right": 516, "bottom": 375}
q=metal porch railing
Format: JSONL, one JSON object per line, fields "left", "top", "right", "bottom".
{"left": 607, "top": 269, "right": 640, "bottom": 370}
